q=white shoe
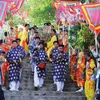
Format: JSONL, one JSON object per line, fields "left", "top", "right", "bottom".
{"left": 60, "top": 90, "right": 63, "bottom": 93}
{"left": 56, "top": 90, "right": 63, "bottom": 93}
{"left": 53, "top": 82, "right": 56, "bottom": 85}
{"left": 39, "top": 85, "right": 43, "bottom": 88}
{"left": 10, "top": 88, "right": 16, "bottom": 91}
{"left": 15, "top": 89, "right": 19, "bottom": 91}
{"left": 76, "top": 88, "right": 83, "bottom": 92}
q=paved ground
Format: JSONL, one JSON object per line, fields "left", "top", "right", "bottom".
{"left": 4, "top": 58, "right": 86, "bottom": 100}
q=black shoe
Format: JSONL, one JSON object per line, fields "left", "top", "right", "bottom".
{"left": 0, "top": 88, "right": 5, "bottom": 100}
{"left": 34, "top": 87, "right": 39, "bottom": 91}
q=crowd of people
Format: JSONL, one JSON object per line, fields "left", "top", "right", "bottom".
{"left": 70, "top": 43, "right": 100, "bottom": 100}
{"left": 0, "top": 23, "right": 99, "bottom": 100}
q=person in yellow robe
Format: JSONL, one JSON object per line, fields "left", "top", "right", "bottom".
{"left": 84, "top": 51, "right": 96, "bottom": 100}
{"left": 18, "top": 24, "right": 29, "bottom": 52}
{"left": 47, "top": 29, "right": 57, "bottom": 57}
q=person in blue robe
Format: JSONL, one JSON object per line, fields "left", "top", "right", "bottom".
{"left": 29, "top": 36, "right": 40, "bottom": 74}
{"left": 50, "top": 41, "right": 59, "bottom": 84}
{"left": 16, "top": 38, "right": 25, "bottom": 59}
{"left": 16, "top": 38, "right": 25, "bottom": 85}
{"left": 32, "top": 42, "right": 48, "bottom": 90}
{"left": 53, "top": 44, "right": 68, "bottom": 92}
{"left": 6, "top": 40, "right": 22, "bottom": 91}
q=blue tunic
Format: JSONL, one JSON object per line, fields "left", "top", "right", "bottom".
{"left": 29, "top": 37, "right": 39, "bottom": 54}
{"left": 6, "top": 48, "right": 21, "bottom": 82}
{"left": 53, "top": 51, "right": 68, "bottom": 82}
{"left": 17, "top": 45, "right": 25, "bottom": 59}
{"left": 50, "top": 48, "right": 59, "bottom": 76}
{"left": 50, "top": 48, "right": 59, "bottom": 59}
{"left": 33, "top": 49, "right": 48, "bottom": 78}
{"left": 29, "top": 38, "right": 39, "bottom": 67}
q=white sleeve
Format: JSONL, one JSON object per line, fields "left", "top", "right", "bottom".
{"left": 91, "top": 50, "right": 98, "bottom": 58}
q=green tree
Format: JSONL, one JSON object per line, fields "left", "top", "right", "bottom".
{"left": 69, "top": 23, "right": 81, "bottom": 47}
{"left": 76, "top": 26, "right": 95, "bottom": 50}
{"left": 69, "top": 23, "right": 95, "bottom": 50}
{"left": 21, "top": 0, "right": 56, "bottom": 25}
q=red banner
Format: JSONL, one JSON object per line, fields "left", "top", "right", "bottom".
{"left": 10, "top": 0, "right": 24, "bottom": 14}
{"left": 76, "top": 3, "right": 100, "bottom": 35}
{"left": 0, "top": 0, "right": 25, "bottom": 26}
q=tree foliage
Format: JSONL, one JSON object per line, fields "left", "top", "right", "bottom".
{"left": 76, "top": 26, "right": 95, "bottom": 50}
{"left": 69, "top": 23, "right": 95, "bottom": 50}
{"left": 21, "top": 0, "right": 56, "bottom": 25}
{"left": 69, "top": 23, "right": 81, "bottom": 47}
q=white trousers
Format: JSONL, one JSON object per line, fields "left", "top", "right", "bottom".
{"left": 31, "top": 63, "right": 35, "bottom": 72}
{"left": 34, "top": 64, "right": 44, "bottom": 87}
{"left": 9, "top": 81, "right": 20, "bottom": 90}
{"left": 53, "top": 76, "right": 56, "bottom": 84}
{"left": 56, "top": 82, "right": 64, "bottom": 92}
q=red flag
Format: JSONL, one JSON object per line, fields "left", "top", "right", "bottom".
{"left": 69, "top": 6, "right": 76, "bottom": 15}
{"left": 9, "top": 0, "right": 24, "bottom": 14}
{"left": 76, "top": 3, "right": 100, "bottom": 35}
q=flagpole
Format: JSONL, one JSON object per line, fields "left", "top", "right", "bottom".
{"left": 95, "top": 32, "right": 98, "bottom": 53}
{"left": 68, "top": 24, "right": 71, "bottom": 68}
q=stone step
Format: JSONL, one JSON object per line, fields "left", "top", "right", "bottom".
{"left": 22, "top": 70, "right": 70, "bottom": 74}
{"left": 20, "top": 82, "right": 77, "bottom": 88}
{"left": 4, "top": 58, "right": 86, "bottom": 100}
{"left": 4, "top": 90, "right": 85, "bottom": 96}
{"left": 19, "top": 87, "right": 79, "bottom": 92}
{"left": 20, "top": 79, "right": 73, "bottom": 84}
{"left": 5, "top": 96, "right": 86, "bottom": 100}
{"left": 20, "top": 78, "right": 73, "bottom": 84}
{"left": 4, "top": 91, "right": 86, "bottom": 100}
{"left": 19, "top": 87, "right": 79, "bottom": 91}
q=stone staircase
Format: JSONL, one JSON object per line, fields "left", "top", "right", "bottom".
{"left": 4, "top": 58, "right": 86, "bottom": 100}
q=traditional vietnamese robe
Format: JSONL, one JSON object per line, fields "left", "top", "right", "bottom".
{"left": 6, "top": 48, "right": 21, "bottom": 90}
{"left": 53, "top": 51, "right": 68, "bottom": 91}
{"left": 16, "top": 45, "right": 25, "bottom": 59}
{"left": 18, "top": 30, "right": 28, "bottom": 52}
{"left": 33, "top": 49, "right": 48, "bottom": 88}
{"left": 47, "top": 35, "right": 57, "bottom": 57}
{"left": 50, "top": 47, "right": 59, "bottom": 84}
{"left": 85, "top": 59, "right": 96, "bottom": 100}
